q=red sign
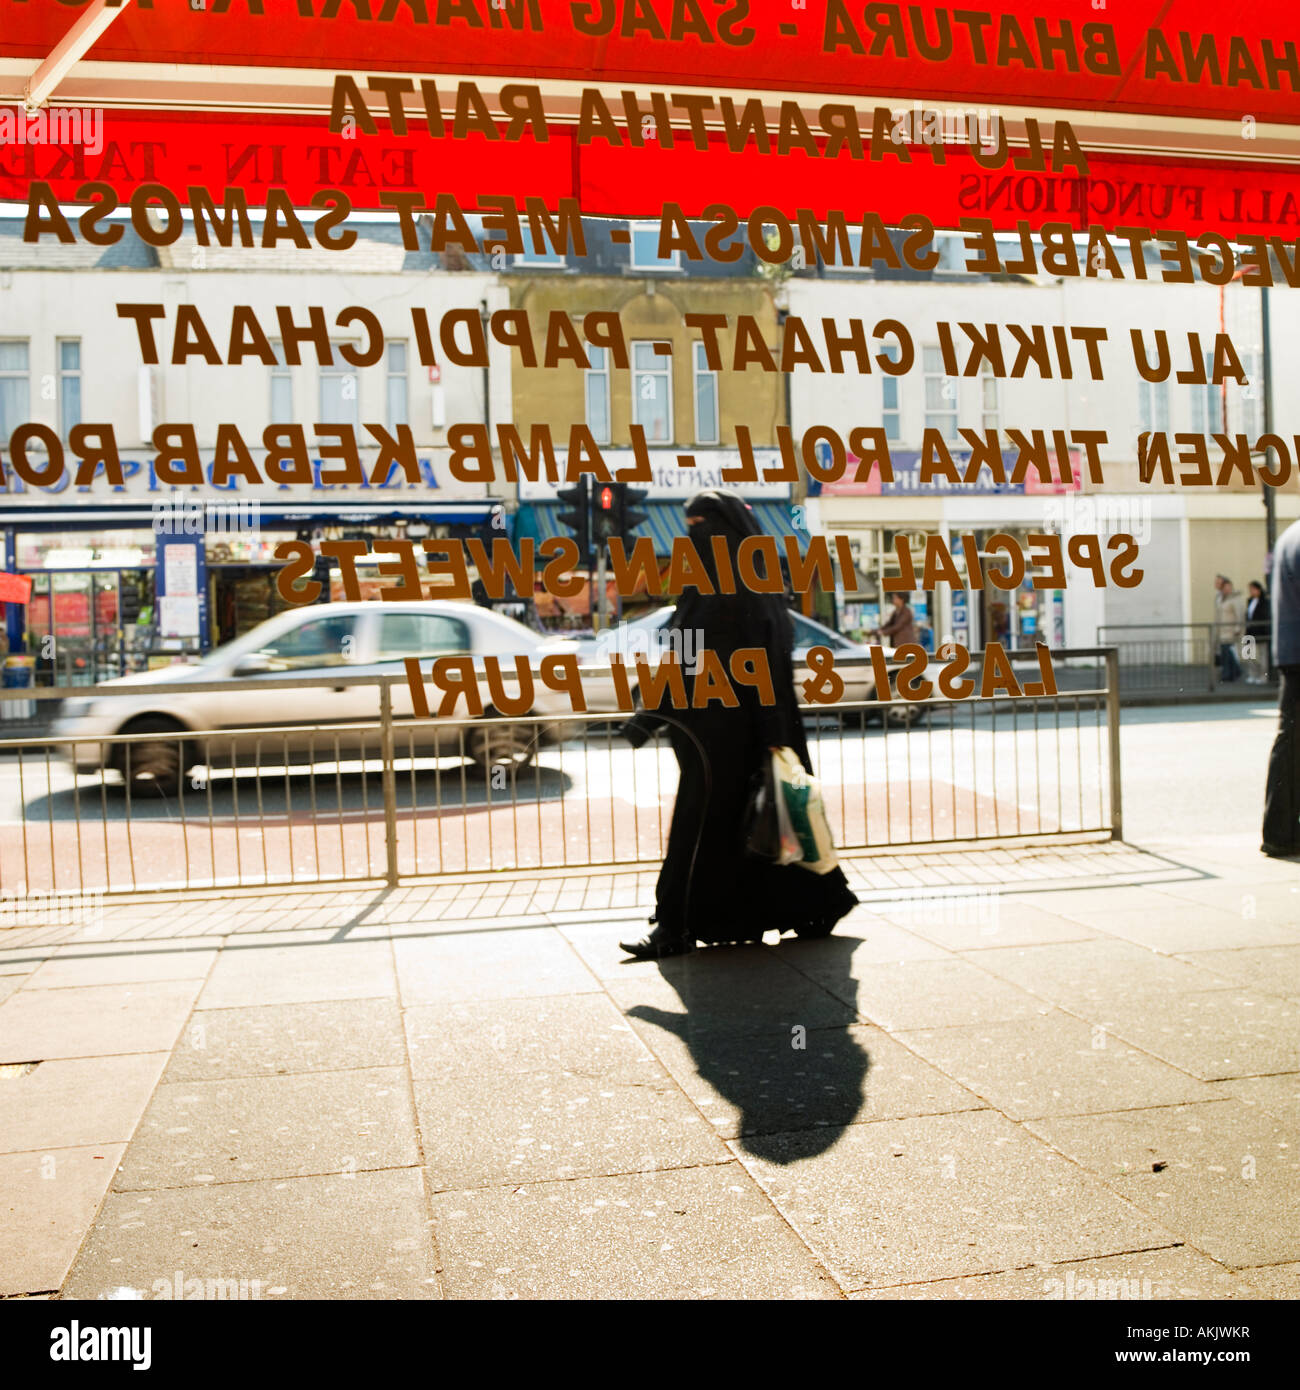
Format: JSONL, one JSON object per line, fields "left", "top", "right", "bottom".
{"left": 0, "top": 572, "right": 33, "bottom": 605}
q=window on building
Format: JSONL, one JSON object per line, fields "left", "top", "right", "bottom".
{"left": 1137, "top": 377, "right": 1170, "bottom": 433}
{"left": 58, "top": 339, "right": 82, "bottom": 437}
{"left": 821, "top": 225, "right": 863, "bottom": 273}
{"left": 320, "top": 350, "right": 360, "bottom": 429}
{"left": 270, "top": 340, "right": 292, "bottom": 425}
{"left": 692, "top": 341, "right": 719, "bottom": 445}
{"left": 631, "top": 340, "right": 673, "bottom": 444}
{"left": 979, "top": 364, "right": 999, "bottom": 432}
{"left": 386, "top": 342, "right": 409, "bottom": 429}
{"left": 923, "top": 346, "right": 958, "bottom": 440}
{"left": 512, "top": 235, "right": 566, "bottom": 269}
{"left": 1190, "top": 350, "right": 1224, "bottom": 435}
{"left": 585, "top": 344, "right": 612, "bottom": 445}
{"left": 1236, "top": 351, "right": 1262, "bottom": 439}
{"left": 0, "top": 340, "right": 30, "bottom": 439}
{"left": 630, "top": 222, "right": 681, "bottom": 271}
{"left": 881, "top": 341, "right": 902, "bottom": 442}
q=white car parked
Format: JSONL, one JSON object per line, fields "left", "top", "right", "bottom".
{"left": 53, "top": 600, "right": 566, "bottom": 793}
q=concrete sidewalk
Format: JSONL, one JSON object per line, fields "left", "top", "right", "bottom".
{"left": 1, "top": 838, "right": 1298, "bottom": 1301}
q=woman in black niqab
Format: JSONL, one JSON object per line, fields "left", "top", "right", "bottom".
{"left": 619, "top": 489, "right": 859, "bottom": 959}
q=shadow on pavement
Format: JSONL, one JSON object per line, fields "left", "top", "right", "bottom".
{"left": 625, "top": 933, "right": 870, "bottom": 1164}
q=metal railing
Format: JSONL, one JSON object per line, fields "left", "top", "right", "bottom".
{"left": 0, "top": 649, "right": 1121, "bottom": 896}
{"left": 1096, "top": 623, "right": 1274, "bottom": 696}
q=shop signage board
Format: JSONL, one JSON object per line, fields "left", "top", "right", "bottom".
{"left": 519, "top": 449, "right": 791, "bottom": 503}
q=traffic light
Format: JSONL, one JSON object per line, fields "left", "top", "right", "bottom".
{"left": 590, "top": 482, "right": 650, "bottom": 549}
{"left": 556, "top": 476, "right": 591, "bottom": 566}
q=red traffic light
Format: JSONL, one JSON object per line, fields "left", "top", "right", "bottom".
{"left": 598, "top": 486, "right": 614, "bottom": 510}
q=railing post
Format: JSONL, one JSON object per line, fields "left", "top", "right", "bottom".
{"left": 380, "top": 679, "right": 399, "bottom": 887}
{"left": 1207, "top": 622, "right": 1217, "bottom": 693}
{"left": 1105, "top": 646, "right": 1123, "bottom": 840}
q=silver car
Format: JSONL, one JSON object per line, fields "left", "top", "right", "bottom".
{"left": 53, "top": 600, "right": 565, "bottom": 794}
{"left": 540, "top": 607, "right": 930, "bottom": 725}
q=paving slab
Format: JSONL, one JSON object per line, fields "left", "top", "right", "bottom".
{"left": 0, "top": 1053, "right": 169, "bottom": 1153}
{"left": 28, "top": 945, "right": 218, "bottom": 989}
{"left": 62, "top": 1167, "right": 439, "bottom": 1300}
{"left": 1029, "top": 1100, "right": 1300, "bottom": 1269}
{"left": 793, "top": 955, "right": 1051, "bottom": 1031}
{"left": 897, "top": 1012, "right": 1214, "bottom": 1120}
{"left": 967, "top": 938, "right": 1235, "bottom": 1008}
{"left": 163, "top": 998, "right": 406, "bottom": 1082}
{"left": 1091, "top": 990, "right": 1300, "bottom": 1081}
{"left": 393, "top": 928, "right": 599, "bottom": 1005}
{"left": 731, "top": 1109, "right": 1175, "bottom": 1291}
{"left": 1038, "top": 889, "right": 1300, "bottom": 953}
{"left": 430, "top": 1163, "right": 840, "bottom": 1299}
{"left": 0, "top": 1144, "right": 124, "bottom": 1296}
{"left": 1233, "top": 1263, "right": 1300, "bottom": 1299}
{"left": 1179, "top": 945, "right": 1300, "bottom": 998}
{"left": 849, "top": 1246, "right": 1256, "bottom": 1301}
{"left": 111, "top": 1066, "right": 419, "bottom": 1190}
{"left": 0, "top": 980, "right": 201, "bottom": 1063}
{"left": 884, "top": 896, "right": 1099, "bottom": 951}
{"left": 1211, "top": 1073, "right": 1300, "bottom": 1127}
{"left": 416, "top": 1066, "right": 728, "bottom": 1189}
{"left": 0, "top": 946, "right": 53, "bottom": 977}
{"left": 404, "top": 994, "right": 654, "bottom": 1083}
{"left": 610, "top": 949, "right": 855, "bottom": 1042}
{"left": 196, "top": 940, "right": 396, "bottom": 1010}
{"left": 636, "top": 1021, "right": 984, "bottom": 1146}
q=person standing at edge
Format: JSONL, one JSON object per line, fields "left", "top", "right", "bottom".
{"left": 618, "top": 489, "right": 859, "bottom": 960}
{"left": 1215, "top": 575, "right": 1245, "bottom": 683}
{"left": 1263, "top": 523, "right": 1300, "bottom": 856}
{"left": 1244, "top": 581, "right": 1271, "bottom": 684}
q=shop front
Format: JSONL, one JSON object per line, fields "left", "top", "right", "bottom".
{"left": 514, "top": 450, "right": 805, "bottom": 630}
{"left": 1, "top": 451, "right": 500, "bottom": 676}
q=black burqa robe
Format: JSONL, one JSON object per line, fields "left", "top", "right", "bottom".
{"left": 624, "top": 489, "right": 859, "bottom": 943}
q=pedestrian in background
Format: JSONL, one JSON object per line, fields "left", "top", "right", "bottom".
{"left": 1244, "top": 580, "right": 1271, "bottom": 684}
{"left": 872, "top": 591, "right": 917, "bottom": 649}
{"left": 1214, "top": 575, "right": 1245, "bottom": 683}
{"left": 1263, "top": 526, "right": 1300, "bottom": 855}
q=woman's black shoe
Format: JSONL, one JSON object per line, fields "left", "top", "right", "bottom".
{"left": 619, "top": 917, "right": 696, "bottom": 960}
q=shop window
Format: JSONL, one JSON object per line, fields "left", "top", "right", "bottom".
{"left": 923, "top": 345, "right": 958, "bottom": 441}
{"left": 630, "top": 222, "right": 680, "bottom": 272}
{"left": 631, "top": 340, "right": 673, "bottom": 444}
{"left": 58, "top": 339, "right": 81, "bottom": 437}
{"left": 387, "top": 342, "right": 409, "bottom": 429}
{"left": 270, "top": 340, "right": 292, "bottom": 425}
{"left": 375, "top": 612, "right": 470, "bottom": 661}
{"left": 692, "top": 341, "right": 719, "bottom": 445}
{"left": 1138, "top": 377, "right": 1170, "bottom": 433}
{"left": 881, "top": 342, "right": 902, "bottom": 442}
{"left": 0, "top": 340, "right": 29, "bottom": 438}
{"left": 585, "top": 344, "right": 611, "bottom": 445}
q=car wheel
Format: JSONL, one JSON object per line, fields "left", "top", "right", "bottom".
{"left": 883, "top": 702, "right": 926, "bottom": 728}
{"left": 117, "top": 716, "right": 191, "bottom": 796}
{"left": 467, "top": 720, "right": 536, "bottom": 772}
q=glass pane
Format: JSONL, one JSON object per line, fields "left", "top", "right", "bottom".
{"left": 631, "top": 226, "right": 660, "bottom": 265}
{"left": 632, "top": 341, "right": 661, "bottom": 371}
{"left": 60, "top": 377, "right": 82, "bottom": 436}
{"left": 0, "top": 376, "right": 28, "bottom": 436}
{"left": 694, "top": 374, "right": 718, "bottom": 444}
{"left": 261, "top": 616, "right": 357, "bottom": 668}
{"left": 634, "top": 374, "right": 671, "bottom": 442}
{"left": 884, "top": 412, "right": 901, "bottom": 442}
{"left": 0, "top": 341, "right": 29, "bottom": 370}
{"left": 271, "top": 375, "right": 293, "bottom": 424}
{"left": 882, "top": 376, "right": 898, "bottom": 408}
{"left": 585, "top": 373, "right": 610, "bottom": 443}
{"left": 387, "top": 341, "right": 407, "bottom": 372}
{"left": 922, "top": 346, "right": 943, "bottom": 373}
{"left": 376, "top": 613, "right": 469, "bottom": 658}
{"left": 60, "top": 340, "right": 81, "bottom": 371}
{"left": 924, "top": 378, "right": 948, "bottom": 410}
{"left": 320, "top": 372, "right": 359, "bottom": 428}
{"left": 387, "top": 374, "right": 408, "bottom": 427}
{"left": 587, "top": 345, "right": 606, "bottom": 371}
